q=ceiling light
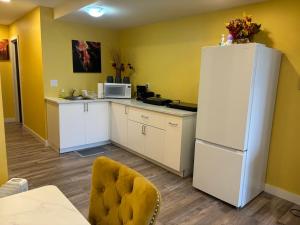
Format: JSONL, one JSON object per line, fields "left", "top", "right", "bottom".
{"left": 85, "top": 6, "right": 104, "bottom": 18}
{"left": 1, "top": 0, "right": 11, "bottom": 3}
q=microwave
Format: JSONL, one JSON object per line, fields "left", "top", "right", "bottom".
{"left": 100, "top": 83, "right": 131, "bottom": 99}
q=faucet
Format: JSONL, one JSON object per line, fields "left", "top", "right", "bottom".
{"left": 71, "top": 89, "right": 77, "bottom": 97}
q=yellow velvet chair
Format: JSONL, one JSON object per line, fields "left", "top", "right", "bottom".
{"left": 89, "top": 157, "right": 161, "bottom": 225}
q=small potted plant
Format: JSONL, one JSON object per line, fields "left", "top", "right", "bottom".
{"left": 226, "top": 14, "right": 261, "bottom": 43}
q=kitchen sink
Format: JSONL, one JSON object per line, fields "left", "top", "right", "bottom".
{"left": 64, "top": 96, "right": 93, "bottom": 101}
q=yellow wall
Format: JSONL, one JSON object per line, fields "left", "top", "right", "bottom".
{"left": 40, "top": 7, "right": 119, "bottom": 97}
{"left": 0, "top": 25, "right": 15, "bottom": 119}
{"left": 0, "top": 76, "right": 8, "bottom": 185}
{"left": 120, "top": 0, "right": 300, "bottom": 195}
{"left": 1, "top": 7, "right": 119, "bottom": 140}
{"left": 9, "top": 8, "right": 46, "bottom": 139}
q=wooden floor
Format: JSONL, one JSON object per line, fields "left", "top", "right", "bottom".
{"left": 5, "top": 123, "right": 300, "bottom": 225}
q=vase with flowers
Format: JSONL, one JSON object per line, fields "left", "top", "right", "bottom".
{"left": 111, "top": 50, "right": 124, "bottom": 83}
{"left": 226, "top": 14, "right": 261, "bottom": 44}
{"left": 111, "top": 49, "right": 134, "bottom": 83}
{"left": 123, "top": 63, "right": 134, "bottom": 83}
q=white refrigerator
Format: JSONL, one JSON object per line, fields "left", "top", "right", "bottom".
{"left": 192, "top": 43, "right": 282, "bottom": 207}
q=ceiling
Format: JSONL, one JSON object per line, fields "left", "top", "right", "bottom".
{"left": 0, "top": 0, "right": 267, "bottom": 29}
{"left": 0, "top": 0, "right": 70, "bottom": 25}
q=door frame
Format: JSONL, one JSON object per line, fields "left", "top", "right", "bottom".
{"left": 10, "top": 36, "right": 23, "bottom": 124}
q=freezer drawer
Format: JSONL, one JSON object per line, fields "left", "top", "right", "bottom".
{"left": 193, "top": 140, "right": 246, "bottom": 207}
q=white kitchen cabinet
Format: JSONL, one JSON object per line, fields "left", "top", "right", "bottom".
{"left": 46, "top": 97, "right": 196, "bottom": 176}
{"left": 59, "top": 103, "right": 86, "bottom": 149}
{"left": 110, "top": 103, "right": 128, "bottom": 147}
{"left": 144, "top": 125, "right": 165, "bottom": 163}
{"left": 127, "top": 119, "right": 166, "bottom": 165}
{"left": 126, "top": 107, "right": 196, "bottom": 177}
{"left": 86, "top": 102, "right": 109, "bottom": 144}
{"left": 164, "top": 118, "right": 182, "bottom": 171}
{"left": 46, "top": 101, "right": 110, "bottom": 153}
{"left": 127, "top": 120, "right": 145, "bottom": 155}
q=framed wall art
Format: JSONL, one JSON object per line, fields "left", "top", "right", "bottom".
{"left": 72, "top": 40, "right": 101, "bottom": 73}
{"left": 0, "top": 39, "right": 9, "bottom": 60}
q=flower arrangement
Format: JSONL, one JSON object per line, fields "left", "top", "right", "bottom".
{"left": 111, "top": 49, "right": 123, "bottom": 77}
{"left": 111, "top": 49, "right": 135, "bottom": 83}
{"left": 125, "top": 63, "right": 135, "bottom": 77}
{"left": 226, "top": 14, "right": 261, "bottom": 43}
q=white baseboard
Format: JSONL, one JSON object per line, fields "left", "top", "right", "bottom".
{"left": 265, "top": 184, "right": 300, "bottom": 205}
{"left": 4, "top": 118, "right": 16, "bottom": 123}
{"left": 60, "top": 141, "right": 111, "bottom": 154}
{"left": 46, "top": 140, "right": 111, "bottom": 154}
{"left": 23, "top": 124, "right": 47, "bottom": 146}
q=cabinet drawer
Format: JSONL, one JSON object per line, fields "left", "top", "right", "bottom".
{"left": 128, "top": 107, "right": 165, "bottom": 129}
{"left": 165, "top": 116, "right": 182, "bottom": 130}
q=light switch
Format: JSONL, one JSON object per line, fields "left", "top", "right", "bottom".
{"left": 50, "top": 80, "right": 58, "bottom": 87}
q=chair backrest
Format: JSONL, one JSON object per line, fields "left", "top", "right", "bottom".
{"left": 89, "top": 157, "right": 160, "bottom": 225}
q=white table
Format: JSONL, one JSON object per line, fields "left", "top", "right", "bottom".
{"left": 0, "top": 185, "right": 90, "bottom": 225}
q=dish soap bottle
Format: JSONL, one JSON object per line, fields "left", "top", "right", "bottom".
{"left": 59, "top": 89, "right": 66, "bottom": 98}
{"left": 220, "top": 34, "right": 226, "bottom": 46}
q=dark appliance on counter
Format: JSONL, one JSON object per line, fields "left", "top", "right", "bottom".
{"left": 142, "top": 95, "right": 172, "bottom": 106}
{"left": 136, "top": 85, "right": 154, "bottom": 101}
{"left": 167, "top": 101, "right": 198, "bottom": 112}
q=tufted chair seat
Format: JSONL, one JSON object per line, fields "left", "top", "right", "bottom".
{"left": 89, "top": 157, "right": 161, "bottom": 225}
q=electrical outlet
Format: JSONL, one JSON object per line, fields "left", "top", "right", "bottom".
{"left": 50, "top": 80, "right": 58, "bottom": 87}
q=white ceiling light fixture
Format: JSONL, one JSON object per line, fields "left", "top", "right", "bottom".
{"left": 83, "top": 4, "right": 105, "bottom": 18}
{"left": 88, "top": 7, "right": 104, "bottom": 17}
{"left": 0, "top": 0, "right": 11, "bottom": 3}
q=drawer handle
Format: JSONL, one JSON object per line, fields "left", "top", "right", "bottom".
{"left": 141, "top": 115, "right": 149, "bottom": 119}
{"left": 142, "top": 125, "right": 146, "bottom": 135}
{"left": 168, "top": 122, "right": 178, "bottom": 127}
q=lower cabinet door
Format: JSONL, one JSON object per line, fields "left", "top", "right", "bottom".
{"left": 144, "top": 125, "right": 165, "bottom": 163}
{"left": 111, "top": 103, "right": 128, "bottom": 147}
{"left": 127, "top": 120, "right": 145, "bottom": 155}
{"left": 59, "top": 104, "right": 86, "bottom": 149}
{"left": 85, "top": 102, "right": 109, "bottom": 144}
{"left": 164, "top": 119, "right": 182, "bottom": 171}
{"left": 192, "top": 140, "right": 245, "bottom": 207}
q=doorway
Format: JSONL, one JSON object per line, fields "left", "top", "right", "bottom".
{"left": 11, "top": 39, "right": 22, "bottom": 124}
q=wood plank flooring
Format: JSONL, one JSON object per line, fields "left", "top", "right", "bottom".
{"left": 5, "top": 123, "right": 300, "bottom": 225}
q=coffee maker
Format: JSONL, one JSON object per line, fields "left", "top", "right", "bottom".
{"left": 136, "top": 85, "right": 154, "bottom": 101}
